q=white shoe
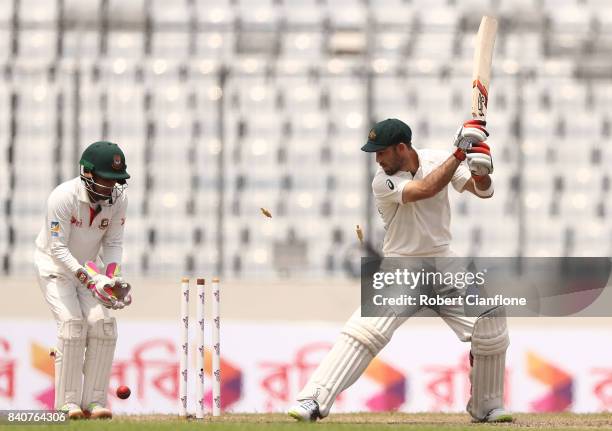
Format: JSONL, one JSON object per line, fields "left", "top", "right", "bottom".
{"left": 478, "top": 408, "right": 513, "bottom": 423}
{"left": 58, "top": 403, "right": 85, "bottom": 420}
{"left": 288, "top": 399, "right": 321, "bottom": 422}
{"left": 86, "top": 402, "right": 112, "bottom": 419}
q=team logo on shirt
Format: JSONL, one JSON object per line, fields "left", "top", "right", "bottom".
{"left": 50, "top": 221, "right": 60, "bottom": 237}
{"left": 99, "top": 218, "right": 109, "bottom": 230}
{"left": 386, "top": 179, "right": 395, "bottom": 190}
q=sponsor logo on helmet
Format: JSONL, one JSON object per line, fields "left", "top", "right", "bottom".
{"left": 112, "top": 154, "right": 123, "bottom": 170}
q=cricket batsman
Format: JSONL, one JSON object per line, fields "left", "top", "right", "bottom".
{"left": 34, "top": 141, "right": 133, "bottom": 419}
{"left": 289, "top": 118, "right": 511, "bottom": 422}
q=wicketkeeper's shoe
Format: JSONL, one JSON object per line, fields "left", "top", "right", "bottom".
{"left": 58, "top": 403, "right": 85, "bottom": 420}
{"left": 86, "top": 402, "right": 112, "bottom": 419}
{"left": 288, "top": 399, "right": 321, "bottom": 422}
{"left": 479, "top": 408, "right": 514, "bottom": 423}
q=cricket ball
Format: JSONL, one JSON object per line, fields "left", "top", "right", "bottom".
{"left": 116, "top": 385, "right": 131, "bottom": 399}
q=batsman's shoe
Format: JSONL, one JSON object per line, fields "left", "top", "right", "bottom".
{"left": 476, "top": 408, "right": 513, "bottom": 423}
{"left": 288, "top": 399, "right": 321, "bottom": 422}
{"left": 58, "top": 403, "right": 85, "bottom": 420}
{"left": 86, "top": 402, "right": 112, "bottom": 420}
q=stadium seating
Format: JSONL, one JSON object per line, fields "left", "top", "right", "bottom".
{"left": 1, "top": 0, "right": 611, "bottom": 278}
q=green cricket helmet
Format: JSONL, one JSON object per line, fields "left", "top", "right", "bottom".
{"left": 80, "top": 141, "right": 130, "bottom": 202}
{"left": 80, "top": 141, "right": 130, "bottom": 183}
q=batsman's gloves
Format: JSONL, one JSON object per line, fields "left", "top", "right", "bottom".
{"left": 466, "top": 141, "right": 494, "bottom": 176}
{"left": 453, "top": 119, "right": 489, "bottom": 150}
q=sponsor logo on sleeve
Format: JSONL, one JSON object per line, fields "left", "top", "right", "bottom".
{"left": 99, "top": 218, "right": 110, "bottom": 230}
{"left": 386, "top": 179, "right": 395, "bottom": 190}
{"left": 50, "top": 221, "right": 60, "bottom": 237}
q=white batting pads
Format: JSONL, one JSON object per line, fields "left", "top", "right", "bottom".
{"left": 82, "top": 318, "right": 117, "bottom": 408}
{"left": 54, "top": 319, "right": 87, "bottom": 408}
{"left": 298, "top": 308, "right": 401, "bottom": 417}
{"left": 467, "top": 306, "right": 510, "bottom": 420}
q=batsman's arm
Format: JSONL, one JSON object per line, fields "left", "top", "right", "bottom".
{"left": 401, "top": 151, "right": 464, "bottom": 203}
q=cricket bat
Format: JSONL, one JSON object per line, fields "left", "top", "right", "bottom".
{"left": 471, "top": 16, "right": 498, "bottom": 121}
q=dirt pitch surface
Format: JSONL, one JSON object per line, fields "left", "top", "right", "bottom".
{"left": 7, "top": 413, "right": 612, "bottom": 430}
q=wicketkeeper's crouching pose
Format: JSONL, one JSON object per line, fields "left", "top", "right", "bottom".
{"left": 289, "top": 119, "right": 511, "bottom": 423}
{"left": 35, "top": 141, "right": 133, "bottom": 419}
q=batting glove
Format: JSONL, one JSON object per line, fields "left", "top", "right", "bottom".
{"left": 466, "top": 141, "right": 494, "bottom": 176}
{"left": 453, "top": 119, "right": 489, "bottom": 150}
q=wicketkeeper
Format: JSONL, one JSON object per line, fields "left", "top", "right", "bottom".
{"left": 35, "top": 141, "right": 133, "bottom": 419}
{"left": 289, "top": 118, "right": 511, "bottom": 423}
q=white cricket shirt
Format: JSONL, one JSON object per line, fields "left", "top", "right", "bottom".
{"left": 373, "top": 148, "right": 470, "bottom": 257}
{"left": 35, "top": 177, "right": 128, "bottom": 277}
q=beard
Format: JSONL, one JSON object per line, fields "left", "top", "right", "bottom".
{"left": 382, "top": 159, "right": 402, "bottom": 175}
{"left": 379, "top": 146, "right": 404, "bottom": 175}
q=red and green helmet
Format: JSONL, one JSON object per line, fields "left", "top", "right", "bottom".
{"left": 79, "top": 141, "right": 130, "bottom": 183}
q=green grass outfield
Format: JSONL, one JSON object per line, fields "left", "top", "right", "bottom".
{"left": 5, "top": 413, "right": 612, "bottom": 431}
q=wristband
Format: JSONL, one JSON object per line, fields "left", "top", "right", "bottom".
{"left": 75, "top": 268, "right": 91, "bottom": 286}
{"left": 453, "top": 148, "right": 466, "bottom": 161}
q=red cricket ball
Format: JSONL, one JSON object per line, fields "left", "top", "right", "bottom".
{"left": 116, "top": 385, "right": 131, "bottom": 400}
